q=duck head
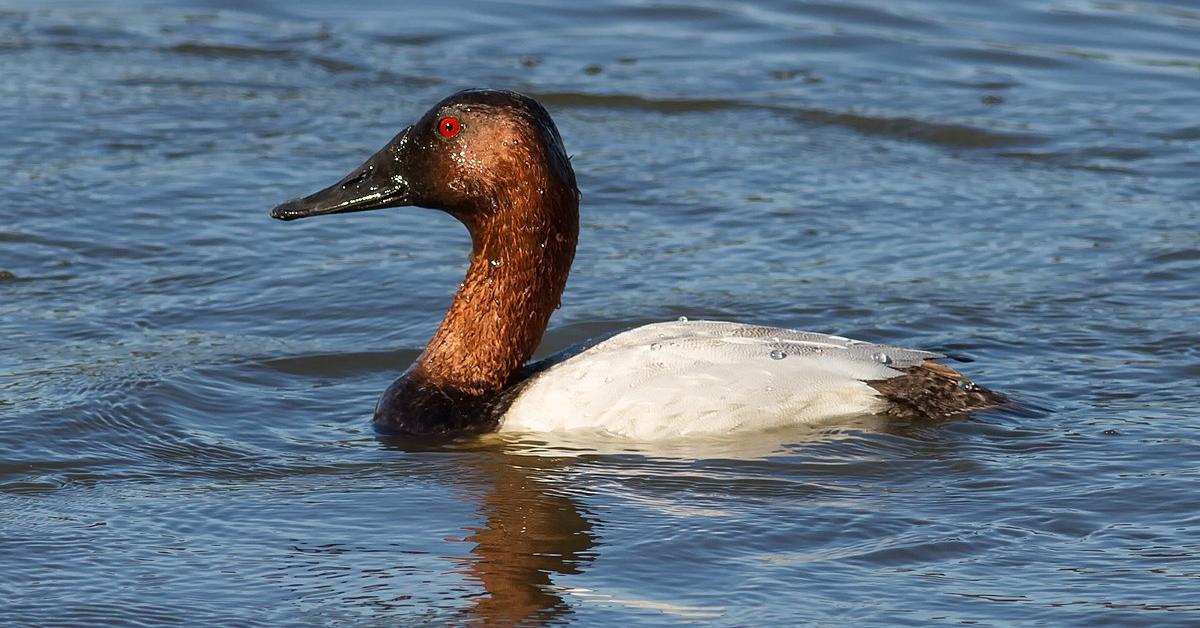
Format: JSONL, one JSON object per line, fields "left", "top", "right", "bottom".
{"left": 270, "top": 89, "right": 578, "bottom": 229}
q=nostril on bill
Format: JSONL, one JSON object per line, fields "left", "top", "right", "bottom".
{"left": 341, "top": 165, "right": 374, "bottom": 190}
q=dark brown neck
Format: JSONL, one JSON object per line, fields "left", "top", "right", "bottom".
{"left": 374, "top": 182, "right": 578, "bottom": 434}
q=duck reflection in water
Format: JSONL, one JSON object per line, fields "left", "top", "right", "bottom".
{"left": 469, "top": 457, "right": 593, "bottom": 624}
{"left": 386, "top": 439, "right": 596, "bottom": 625}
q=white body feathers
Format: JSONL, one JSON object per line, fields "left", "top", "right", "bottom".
{"left": 499, "top": 320, "right": 940, "bottom": 439}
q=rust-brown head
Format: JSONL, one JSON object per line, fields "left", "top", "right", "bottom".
{"left": 270, "top": 89, "right": 578, "bottom": 231}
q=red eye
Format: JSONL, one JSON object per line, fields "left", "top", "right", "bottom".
{"left": 438, "top": 117, "right": 461, "bottom": 138}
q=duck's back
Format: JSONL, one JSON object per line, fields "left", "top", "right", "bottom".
{"left": 498, "top": 320, "right": 994, "bottom": 439}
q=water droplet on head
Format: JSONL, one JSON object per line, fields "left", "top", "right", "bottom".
{"left": 650, "top": 342, "right": 662, "bottom": 351}
{"left": 677, "top": 316, "right": 689, "bottom": 322}
{"left": 813, "top": 347, "right": 823, "bottom": 354}
{"left": 872, "top": 352, "right": 892, "bottom": 365}
{"left": 489, "top": 259, "right": 501, "bottom": 268}
{"left": 765, "top": 386, "right": 774, "bottom": 392}
{"left": 769, "top": 349, "right": 787, "bottom": 360}
{"left": 957, "top": 380, "right": 977, "bottom": 391}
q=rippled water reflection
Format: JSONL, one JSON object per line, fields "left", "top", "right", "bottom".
{"left": 3, "top": 0, "right": 1199, "bottom": 625}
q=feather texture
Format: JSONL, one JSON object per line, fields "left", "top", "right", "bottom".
{"left": 500, "top": 320, "right": 943, "bottom": 439}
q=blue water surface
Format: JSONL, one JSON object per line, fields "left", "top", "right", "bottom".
{"left": 2, "top": 1, "right": 1199, "bottom": 625}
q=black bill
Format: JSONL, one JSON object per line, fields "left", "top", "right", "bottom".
{"left": 270, "top": 126, "right": 416, "bottom": 221}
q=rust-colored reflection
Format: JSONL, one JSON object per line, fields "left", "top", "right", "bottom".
{"left": 460, "top": 452, "right": 595, "bottom": 626}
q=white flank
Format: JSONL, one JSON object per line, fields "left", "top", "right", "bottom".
{"left": 499, "top": 320, "right": 939, "bottom": 439}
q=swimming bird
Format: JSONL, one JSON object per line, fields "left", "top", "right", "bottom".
{"left": 271, "top": 89, "right": 1002, "bottom": 439}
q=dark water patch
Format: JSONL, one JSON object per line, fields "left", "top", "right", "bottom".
{"left": 371, "top": 32, "right": 448, "bottom": 47}
{"left": 793, "top": 108, "right": 1044, "bottom": 149}
{"left": 38, "top": 39, "right": 141, "bottom": 54}
{"left": 0, "top": 229, "right": 169, "bottom": 258}
{"left": 939, "top": 43, "right": 1074, "bottom": 70}
{"left": 112, "top": 74, "right": 303, "bottom": 92}
{"left": 169, "top": 41, "right": 292, "bottom": 59}
{"left": 307, "top": 54, "right": 359, "bottom": 74}
{"left": 950, "top": 78, "right": 1021, "bottom": 90}
{"left": 346, "top": 68, "right": 445, "bottom": 90}
{"left": 1079, "top": 146, "right": 1156, "bottom": 162}
{"left": 1149, "top": 248, "right": 1200, "bottom": 264}
{"left": 996, "top": 150, "right": 1145, "bottom": 174}
{"left": 1134, "top": 56, "right": 1200, "bottom": 70}
{"left": 1158, "top": 125, "right": 1200, "bottom": 141}
{"left": 0, "top": 479, "right": 67, "bottom": 494}
{"left": 534, "top": 90, "right": 747, "bottom": 113}
{"left": 768, "top": 67, "right": 822, "bottom": 83}
{"left": 139, "top": 268, "right": 248, "bottom": 290}
{"left": 536, "top": 91, "right": 1040, "bottom": 150}
{"left": 259, "top": 348, "right": 418, "bottom": 377}
{"left": 35, "top": 20, "right": 141, "bottom": 46}
{"left": 607, "top": 3, "right": 741, "bottom": 23}
{"left": 790, "top": 2, "right": 944, "bottom": 32}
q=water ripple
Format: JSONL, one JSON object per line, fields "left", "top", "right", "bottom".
{"left": 2, "top": 1, "right": 1199, "bottom": 626}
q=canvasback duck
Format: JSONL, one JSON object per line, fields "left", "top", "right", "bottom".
{"left": 271, "top": 89, "right": 1002, "bottom": 439}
